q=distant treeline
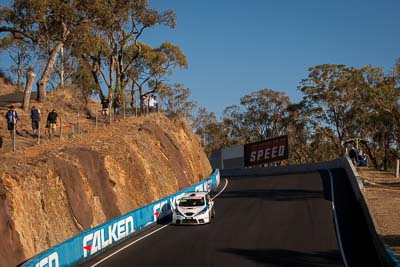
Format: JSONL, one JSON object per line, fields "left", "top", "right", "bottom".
{"left": 192, "top": 63, "right": 400, "bottom": 170}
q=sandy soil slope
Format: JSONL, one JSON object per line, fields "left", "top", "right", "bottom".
{"left": 358, "top": 167, "right": 400, "bottom": 259}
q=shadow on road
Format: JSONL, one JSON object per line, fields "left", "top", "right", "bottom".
{"left": 219, "top": 248, "right": 342, "bottom": 267}
{"left": 218, "top": 189, "right": 325, "bottom": 202}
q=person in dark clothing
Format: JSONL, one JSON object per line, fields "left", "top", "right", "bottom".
{"left": 30, "top": 106, "right": 41, "bottom": 136}
{"left": 5, "top": 105, "right": 19, "bottom": 139}
{"left": 113, "top": 94, "right": 122, "bottom": 121}
{"left": 46, "top": 109, "right": 58, "bottom": 139}
{"left": 101, "top": 97, "right": 110, "bottom": 116}
{"left": 349, "top": 147, "right": 357, "bottom": 165}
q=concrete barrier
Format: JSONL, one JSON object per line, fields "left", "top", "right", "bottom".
{"left": 340, "top": 157, "right": 399, "bottom": 267}
{"left": 386, "top": 245, "right": 400, "bottom": 267}
{"left": 20, "top": 169, "right": 220, "bottom": 267}
{"left": 221, "top": 158, "right": 343, "bottom": 177}
{"left": 221, "top": 158, "right": 399, "bottom": 267}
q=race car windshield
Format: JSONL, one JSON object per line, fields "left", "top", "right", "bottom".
{"left": 179, "top": 199, "right": 205, "bottom": 207}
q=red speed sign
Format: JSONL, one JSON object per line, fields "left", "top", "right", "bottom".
{"left": 244, "top": 135, "right": 289, "bottom": 167}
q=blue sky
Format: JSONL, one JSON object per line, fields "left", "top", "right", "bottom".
{"left": 0, "top": 1, "right": 399, "bottom": 118}
{"left": 143, "top": 0, "right": 400, "bottom": 118}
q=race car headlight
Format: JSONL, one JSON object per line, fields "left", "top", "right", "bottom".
{"left": 174, "top": 209, "right": 184, "bottom": 216}
{"left": 195, "top": 206, "right": 208, "bottom": 216}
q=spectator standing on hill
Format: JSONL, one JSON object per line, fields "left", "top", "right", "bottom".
{"left": 101, "top": 97, "right": 110, "bottom": 118}
{"left": 46, "top": 109, "right": 58, "bottom": 139}
{"left": 141, "top": 94, "right": 149, "bottom": 114}
{"left": 5, "top": 105, "right": 19, "bottom": 139}
{"left": 149, "top": 94, "right": 158, "bottom": 113}
{"left": 349, "top": 147, "right": 357, "bottom": 165}
{"left": 114, "top": 94, "right": 122, "bottom": 121}
{"left": 30, "top": 105, "right": 41, "bottom": 136}
{"left": 153, "top": 95, "right": 158, "bottom": 112}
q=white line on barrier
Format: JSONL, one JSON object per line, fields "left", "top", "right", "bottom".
{"left": 89, "top": 178, "right": 229, "bottom": 267}
{"left": 328, "top": 169, "right": 349, "bottom": 267}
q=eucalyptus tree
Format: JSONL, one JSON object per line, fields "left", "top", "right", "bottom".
{"left": 0, "top": 37, "right": 32, "bottom": 91}
{"left": 190, "top": 107, "right": 234, "bottom": 156}
{"left": 344, "top": 66, "right": 382, "bottom": 139}
{"left": 191, "top": 107, "right": 227, "bottom": 155}
{"left": 361, "top": 65, "right": 400, "bottom": 168}
{"left": 128, "top": 42, "right": 187, "bottom": 105}
{"left": 222, "top": 104, "right": 248, "bottom": 144}
{"left": 285, "top": 102, "right": 315, "bottom": 164}
{"left": 222, "top": 89, "right": 290, "bottom": 144}
{"left": 299, "top": 64, "right": 362, "bottom": 154}
{"left": 390, "top": 61, "right": 400, "bottom": 149}
{"left": 192, "top": 107, "right": 217, "bottom": 142}
{"left": 157, "top": 83, "right": 196, "bottom": 118}
{"left": 299, "top": 63, "right": 400, "bottom": 166}
{"left": 72, "top": 0, "right": 185, "bottom": 106}
{"left": 72, "top": 60, "right": 98, "bottom": 109}
{"left": 202, "top": 121, "right": 231, "bottom": 156}
{"left": 0, "top": 0, "right": 86, "bottom": 101}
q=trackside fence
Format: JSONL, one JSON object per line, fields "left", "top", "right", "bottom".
{"left": 7, "top": 106, "right": 158, "bottom": 152}
{"left": 19, "top": 169, "right": 220, "bottom": 267}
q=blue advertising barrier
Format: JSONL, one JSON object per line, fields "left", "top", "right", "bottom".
{"left": 386, "top": 246, "right": 400, "bottom": 267}
{"left": 20, "top": 169, "right": 220, "bottom": 267}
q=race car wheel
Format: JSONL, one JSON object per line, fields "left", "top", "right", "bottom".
{"left": 211, "top": 208, "right": 215, "bottom": 218}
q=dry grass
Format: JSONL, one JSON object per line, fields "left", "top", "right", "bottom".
{"left": 358, "top": 167, "right": 400, "bottom": 258}
{"left": 0, "top": 86, "right": 103, "bottom": 152}
{"left": 0, "top": 76, "right": 17, "bottom": 96}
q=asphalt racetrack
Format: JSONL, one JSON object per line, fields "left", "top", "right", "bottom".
{"left": 81, "top": 169, "right": 382, "bottom": 267}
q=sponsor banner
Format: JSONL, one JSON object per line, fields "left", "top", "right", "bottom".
{"left": 33, "top": 251, "right": 59, "bottom": 267}
{"left": 244, "top": 135, "right": 288, "bottom": 167}
{"left": 21, "top": 169, "right": 220, "bottom": 267}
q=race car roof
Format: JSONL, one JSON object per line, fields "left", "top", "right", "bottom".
{"left": 181, "top": 191, "right": 208, "bottom": 199}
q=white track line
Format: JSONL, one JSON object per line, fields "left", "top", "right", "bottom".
{"left": 212, "top": 178, "right": 228, "bottom": 200}
{"left": 328, "top": 169, "right": 349, "bottom": 267}
{"left": 90, "top": 224, "right": 170, "bottom": 267}
{"left": 90, "top": 178, "right": 229, "bottom": 267}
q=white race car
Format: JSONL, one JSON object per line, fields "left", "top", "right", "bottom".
{"left": 172, "top": 191, "right": 215, "bottom": 225}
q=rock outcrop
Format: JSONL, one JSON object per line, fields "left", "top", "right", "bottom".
{"left": 0, "top": 114, "right": 211, "bottom": 267}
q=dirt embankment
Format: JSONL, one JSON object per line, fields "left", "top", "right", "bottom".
{"left": 358, "top": 167, "right": 400, "bottom": 259}
{"left": 0, "top": 114, "right": 212, "bottom": 267}
{"left": 0, "top": 76, "right": 17, "bottom": 96}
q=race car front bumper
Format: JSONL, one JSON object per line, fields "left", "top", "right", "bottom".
{"left": 172, "top": 213, "right": 210, "bottom": 225}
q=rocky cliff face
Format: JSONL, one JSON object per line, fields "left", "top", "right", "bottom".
{"left": 0, "top": 114, "right": 211, "bottom": 267}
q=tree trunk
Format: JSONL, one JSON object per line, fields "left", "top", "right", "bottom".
{"left": 17, "top": 68, "right": 23, "bottom": 92}
{"left": 37, "top": 42, "right": 63, "bottom": 102}
{"left": 109, "top": 56, "right": 115, "bottom": 96}
{"left": 363, "top": 143, "right": 378, "bottom": 169}
{"left": 60, "top": 46, "right": 64, "bottom": 87}
{"left": 22, "top": 70, "right": 36, "bottom": 111}
{"left": 116, "top": 54, "right": 122, "bottom": 93}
